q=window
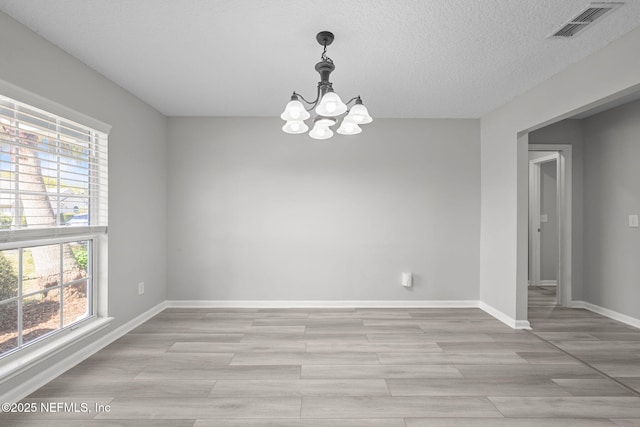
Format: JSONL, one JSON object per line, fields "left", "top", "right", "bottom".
{"left": 0, "top": 92, "right": 108, "bottom": 359}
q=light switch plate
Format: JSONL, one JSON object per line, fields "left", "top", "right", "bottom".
{"left": 630, "top": 215, "right": 639, "bottom": 228}
{"left": 540, "top": 214, "right": 548, "bottom": 223}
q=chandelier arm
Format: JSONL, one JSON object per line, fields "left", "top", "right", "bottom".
{"left": 344, "top": 96, "right": 361, "bottom": 106}
{"left": 338, "top": 96, "right": 362, "bottom": 114}
{"left": 294, "top": 91, "right": 320, "bottom": 107}
{"left": 295, "top": 87, "right": 322, "bottom": 112}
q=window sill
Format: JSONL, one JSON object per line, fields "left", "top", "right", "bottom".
{"left": 0, "top": 317, "right": 113, "bottom": 384}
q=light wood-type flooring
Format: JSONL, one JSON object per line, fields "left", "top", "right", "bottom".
{"left": 2, "top": 286, "right": 640, "bottom": 426}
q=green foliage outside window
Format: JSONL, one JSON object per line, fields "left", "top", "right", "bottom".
{"left": 73, "top": 246, "right": 88, "bottom": 271}
{"left": 0, "top": 252, "right": 18, "bottom": 301}
{"left": 0, "top": 215, "right": 12, "bottom": 230}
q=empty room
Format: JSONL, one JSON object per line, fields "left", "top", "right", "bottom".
{"left": 0, "top": 1, "right": 640, "bottom": 425}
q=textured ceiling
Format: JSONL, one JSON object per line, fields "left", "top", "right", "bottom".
{"left": 1, "top": 0, "right": 640, "bottom": 118}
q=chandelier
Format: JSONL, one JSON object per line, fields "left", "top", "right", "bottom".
{"left": 280, "top": 31, "right": 372, "bottom": 140}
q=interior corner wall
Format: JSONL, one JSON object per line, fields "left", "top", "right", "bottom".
{"left": 480, "top": 25, "right": 640, "bottom": 323}
{"left": 167, "top": 117, "right": 480, "bottom": 302}
{"left": 0, "top": 11, "right": 168, "bottom": 389}
{"left": 581, "top": 99, "right": 640, "bottom": 321}
{"left": 529, "top": 119, "right": 585, "bottom": 301}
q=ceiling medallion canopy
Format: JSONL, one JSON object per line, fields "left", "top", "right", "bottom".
{"left": 280, "top": 31, "right": 372, "bottom": 140}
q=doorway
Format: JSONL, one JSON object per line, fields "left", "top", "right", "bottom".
{"left": 529, "top": 152, "right": 559, "bottom": 306}
{"left": 528, "top": 145, "right": 572, "bottom": 311}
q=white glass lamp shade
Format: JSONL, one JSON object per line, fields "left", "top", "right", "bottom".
{"left": 309, "top": 124, "right": 334, "bottom": 140}
{"left": 281, "top": 100, "right": 310, "bottom": 121}
{"left": 315, "top": 92, "right": 347, "bottom": 117}
{"left": 315, "top": 116, "right": 337, "bottom": 127}
{"left": 282, "top": 120, "right": 309, "bottom": 134}
{"left": 345, "top": 103, "right": 372, "bottom": 124}
{"left": 337, "top": 119, "right": 362, "bottom": 135}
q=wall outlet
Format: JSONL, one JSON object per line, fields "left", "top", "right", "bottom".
{"left": 401, "top": 272, "right": 413, "bottom": 287}
{"left": 630, "top": 214, "right": 639, "bottom": 228}
{"left": 138, "top": 282, "right": 145, "bottom": 295}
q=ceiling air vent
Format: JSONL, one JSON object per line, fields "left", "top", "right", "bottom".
{"left": 549, "top": 2, "right": 623, "bottom": 38}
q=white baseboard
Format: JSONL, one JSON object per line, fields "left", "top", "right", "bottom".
{"left": 478, "top": 301, "right": 531, "bottom": 330}
{"left": 167, "top": 299, "right": 530, "bottom": 329}
{"left": 166, "top": 300, "right": 480, "bottom": 308}
{"left": 570, "top": 300, "right": 640, "bottom": 329}
{"left": 0, "top": 301, "right": 167, "bottom": 403}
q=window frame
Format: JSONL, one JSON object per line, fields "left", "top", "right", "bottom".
{"left": 0, "top": 79, "right": 110, "bottom": 369}
{"left": 0, "top": 235, "right": 98, "bottom": 356}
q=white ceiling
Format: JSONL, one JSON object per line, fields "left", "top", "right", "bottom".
{"left": 1, "top": 0, "right": 640, "bottom": 118}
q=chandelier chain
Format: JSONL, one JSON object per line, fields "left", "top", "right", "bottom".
{"left": 320, "top": 43, "right": 333, "bottom": 64}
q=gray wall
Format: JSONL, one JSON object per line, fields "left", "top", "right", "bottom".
{"left": 167, "top": 118, "right": 480, "bottom": 301}
{"left": 582, "top": 99, "right": 640, "bottom": 320}
{"left": 0, "top": 11, "right": 168, "bottom": 391}
{"left": 540, "top": 161, "right": 557, "bottom": 281}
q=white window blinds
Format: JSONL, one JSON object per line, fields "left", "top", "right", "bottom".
{"left": 0, "top": 94, "right": 108, "bottom": 238}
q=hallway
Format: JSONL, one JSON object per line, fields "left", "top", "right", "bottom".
{"left": 528, "top": 285, "right": 640, "bottom": 408}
